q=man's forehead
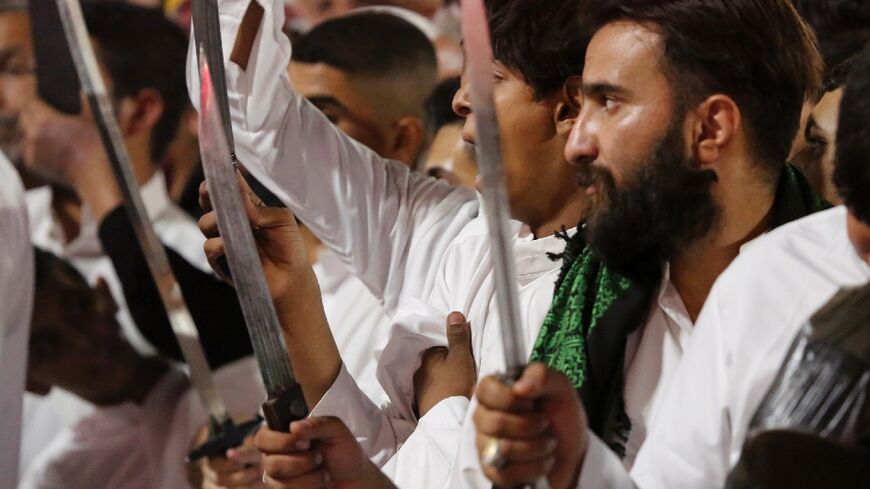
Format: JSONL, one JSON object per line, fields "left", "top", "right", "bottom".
{"left": 583, "top": 20, "right": 665, "bottom": 90}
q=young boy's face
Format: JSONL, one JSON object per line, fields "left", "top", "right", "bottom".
{"left": 453, "top": 62, "right": 581, "bottom": 229}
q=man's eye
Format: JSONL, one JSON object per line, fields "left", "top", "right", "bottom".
{"left": 0, "top": 62, "right": 33, "bottom": 76}
{"left": 603, "top": 95, "right": 619, "bottom": 111}
{"left": 807, "top": 135, "right": 828, "bottom": 147}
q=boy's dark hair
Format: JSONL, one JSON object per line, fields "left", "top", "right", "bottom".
{"left": 834, "top": 44, "right": 870, "bottom": 225}
{"left": 792, "top": 0, "right": 870, "bottom": 71}
{"left": 82, "top": 2, "right": 189, "bottom": 163}
{"left": 292, "top": 11, "right": 437, "bottom": 119}
{"left": 292, "top": 11, "right": 436, "bottom": 82}
{"left": 485, "top": 0, "right": 588, "bottom": 99}
{"left": 424, "top": 77, "right": 461, "bottom": 136}
{"left": 585, "top": 0, "right": 823, "bottom": 172}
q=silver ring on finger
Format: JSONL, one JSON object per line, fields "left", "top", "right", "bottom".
{"left": 482, "top": 437, "right": 508, "bottom": 469}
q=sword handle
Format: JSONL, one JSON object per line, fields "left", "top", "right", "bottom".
{"left": 491, "top": 366, "right": 551, "bottom": 489}
{"left": 261, "top": 384, "right": 308, "bottom": 432}
{"left": 186, "top": 416, "right": 263, "bottom": 463}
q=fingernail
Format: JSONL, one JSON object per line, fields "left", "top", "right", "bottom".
{"left": 447, "top": 311, "right": 466, "bottom": 326}
{"left": 314, "top": 452, "right": 323, "bottom": 466}
{"left": 295, "top": 439, "right": 310, "bottom": 450}
{"left": 323, "top": 470, "right": 331, "bottom": 482}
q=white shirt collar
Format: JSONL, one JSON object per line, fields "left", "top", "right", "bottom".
{"left": 26, "top": 171, "right": 171, "bottom": 258}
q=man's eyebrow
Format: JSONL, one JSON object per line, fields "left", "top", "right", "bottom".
{"left": 582, "top": 81, "right": 631, "bottom": 98}
{"left": 306, "top": 95, "right": 349, "bottom": 113}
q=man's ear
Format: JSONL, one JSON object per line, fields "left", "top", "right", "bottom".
{"left": 554, "top": 75, "right": 583, "bottom": 136}
{"left": 388, "top": 117, "right": 426, "bottom": 168}
{"left": 690, "top": 94, "right": 740, "bottom": 166}
{"left": 93, "top": 277, "right": 119, "bottom": 318}
{"left": 117, "top": 88, "right": 165, "bottom": 141}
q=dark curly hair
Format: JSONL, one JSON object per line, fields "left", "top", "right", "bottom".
{"left": 834, "top": 43, "right": 870, "bottom": 225}
{"left": 485, "top": 0, "right": 589, "bottom": 99}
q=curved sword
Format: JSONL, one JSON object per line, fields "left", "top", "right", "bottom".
{"left": 53, "top": 0, "right": 233, "bottom": 437}
{"left": 198, "top": 53, "right": 308, "bottom": 433}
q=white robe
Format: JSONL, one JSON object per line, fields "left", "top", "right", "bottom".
{"left": 0, "top": 151, "right": 34, "bottom": 489}
{"left": 581, "top": 206, "right": 870, "bottom": 489}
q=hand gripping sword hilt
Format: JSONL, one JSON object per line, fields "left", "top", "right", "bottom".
{"left": 186, "top": 415, "right": 264, "bottom": 463}
{"left": 491, "top": 365, "right": 551, "bottom": 489}
{"left": 261, "top": 383, "right": 309, "bottom": 433}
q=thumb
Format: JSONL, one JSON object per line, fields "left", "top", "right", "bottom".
{"left": 445, "top": 311, "right": 473, "bottom": 357}
{"left": 511, "top": 363, "right": 574, "bottom": 401}
{"left": 290, "top": 417, "right": 354, "bottom": 446}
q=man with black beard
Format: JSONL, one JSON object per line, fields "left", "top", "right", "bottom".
{"left": 472, "top": 1, "right": 830, "bottom": 487}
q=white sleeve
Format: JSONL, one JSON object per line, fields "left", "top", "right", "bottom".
{"left": 186, "top": 0, "right": 477, "bottom": 314}
{"left": 310, "top": 364, "right": 416, "bottom": 468}
{"left": 382, "top": 397, "right": 470, "bottom": 489}
{"left": 310, "top": 298, "right": 455, "bottom": 466}
{"left": 0, "top": 153, "right": 33, "bottom": 489}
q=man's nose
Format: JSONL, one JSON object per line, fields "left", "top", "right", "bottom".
{"left": 564, "top": 116, "right": 598, "bottom": 167}
{"left": 452, "top": 82, "right": 472, "bottom": 119}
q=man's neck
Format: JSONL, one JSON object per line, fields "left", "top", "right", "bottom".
{"left": 529, "top": 193, "right": 587, "bottom": 239}
{"left": 671, "top": 172, "right": 778, "bottom": 321}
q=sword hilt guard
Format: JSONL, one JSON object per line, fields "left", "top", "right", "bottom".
{"left": 492, "top": 365, "right": 550, "bottom": 489}
{"left": 186, "top": 415, "right": 263, "bottom": 463}
{"left": 262, "top": 383, "right": 308, "bottom": 432}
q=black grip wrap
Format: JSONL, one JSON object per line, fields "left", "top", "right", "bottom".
{"left": 186, "top": 416, "right": 263, "bottom": 463}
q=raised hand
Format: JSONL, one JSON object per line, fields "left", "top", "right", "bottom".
{"left": 413, "top": 311, "right": 477, "bottom": 416}
{"left": 473, "top": 363, "right": 589, "bottom": 489}
{"left": 254, "top": 417, "right": 396, "bottom": 489}
{"left": 198, "top": 175, "right": 316, "bottom": 302}
{"left": 199, "top": 437, "right": 266, "bottom": 489}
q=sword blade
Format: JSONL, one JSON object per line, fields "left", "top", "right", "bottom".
{"left": 460, "top": 0, "right": 525, "bottom": 372}
{"left": 191, "top": 0, "right": 236, "bottom": 156}
{"left": 198, "top": 54, "right": 307, "bottom": 431}
{"left": 460, "top": 2, "right": 548, "bottom": 487}
{"left": 54, "top": 0, "right": 229, "bottom": 425}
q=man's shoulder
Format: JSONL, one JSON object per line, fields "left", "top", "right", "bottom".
{"left": 725, "top": 206, "right": 849, "bottom": 284}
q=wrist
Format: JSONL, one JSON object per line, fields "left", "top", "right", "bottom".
{"left": 70, "top": 164, "right": 122, "bottom": 222}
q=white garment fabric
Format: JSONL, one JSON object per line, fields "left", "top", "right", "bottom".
{"left": 18, "top": 357, "right": 266, "bottom": 489}
{"left": 0, "top": 152, "right": 34, "bottom": 489}
{"left": 185, "top": 2, "right": 571, "bottom": 485}
{"left": 313, "top": 248, "right": 390, "bottom": 404}
{"left": 581, "top": 206, "right": 870, "bottom": 489}
{"left": 310, "top": 220, "right": 569, "bottom": 477}
{"left": 20, "top": 172, "right": 209, "bottom": 477}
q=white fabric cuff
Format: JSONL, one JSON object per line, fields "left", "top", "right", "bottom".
{"left": 577, "top": 433, "right": 636, "bottom": 489}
